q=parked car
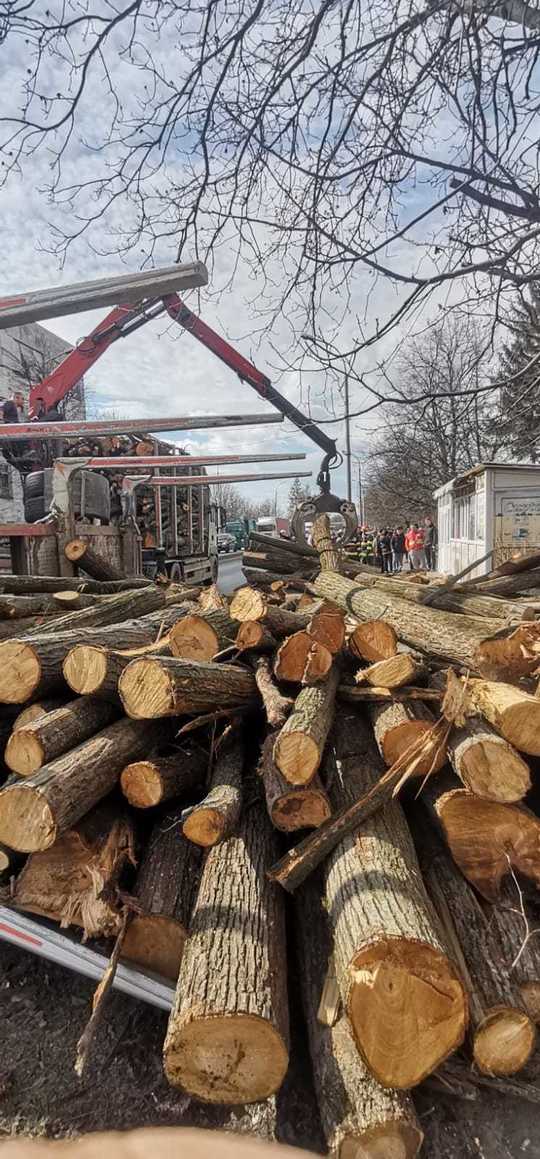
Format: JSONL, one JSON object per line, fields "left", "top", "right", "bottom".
{"left": 218, "top": 531, "right": 236, "bottom": 553}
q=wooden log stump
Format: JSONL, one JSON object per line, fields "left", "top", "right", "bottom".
{"left": 369, "top": 700, "right": 447, "bottom": 776}
{"left": 169, "top": 610, "right": 237, "bottom": 662}
{"left": 122, "top": 816, "right": 202, "bottom": 981}
{"left": 422, "top": 833, "right": 536, "bottom": 1076}
{"left": 469, "top": 680, "right": 540, "bottom": 755}
{"left": 11, "top": 804, "right": 134, "bottom": 938}
{"left": 120, "top": 745, "right": 207, "bottom": 809}
{"left": 273, "top": 666, "right": 339, "bottom": 785}
{"left": 163, "top": 799, "right": 289, "bottom": 1102}
{"left": 63, "top": 638, "right": 172, "bottom": 701}
{"left": 5, "top": 698, "right": 117, "bottom": 776}
{"left": 296, "top": 875, "right": 423, "bottom": 1158}
{"left": 273, "top": 631, "right": 333, "bottom": 685}
{"left": 183, "top": 736, "right": 243, "bottom": 847}
{"left": 119, "top": 656, "right": 257, "bottom": 719}
{"left": 0, "top": 717, "right": 161, "bottom": 852}
{"left": 324, "top": 712, "right": 467, "bottom": 1089}
{"left": 259, "top": 733, "right": 330, "bottom": 832}
{"left": 355, "top": 653, "right": 424, "bottom": 690}
{"left": 348, "top": 620, "right": 398, "bottom": 663}
{"left": 64, "top": 538, "right": 125, "bottom": 581}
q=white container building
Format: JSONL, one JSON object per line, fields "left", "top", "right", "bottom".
{"left": 434, "top": 462, "right": 540, "bottom": 578}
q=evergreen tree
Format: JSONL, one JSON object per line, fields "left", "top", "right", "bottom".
{"left": 495, "top": 285, "right": 540, "bottom": 463}
{"left": 287, "top": 477, "right": 313, "bottom": 517}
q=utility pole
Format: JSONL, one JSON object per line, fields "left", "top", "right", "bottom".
{"left": 358, "top": 460, "right": 365, "bottom": 524}
{"left": 344, "top": 373, "right": 352, "bottom": 503}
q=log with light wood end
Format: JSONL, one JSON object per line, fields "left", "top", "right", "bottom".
{"left": 446, "top": 716, "right": 531, "bottom": 803}
{"left": 120, "top": 745, "right": 208, "bottom": 809}
{"left": 273, "top": 631, "right": 333, "bottom": 685}
{"left": 469, "top": 679, "right": 540, "bottom": 754}
{"left": 481, "top": 881, "right": 540, "bottom": 1026}
{"left": 169, "top": 609, "right": 237, "bottom": 662}
{"left": 30, "top": 584, "right": 168, "bottom": 636}
{"left": 352, "top": 573, "right": 535, "bottom": 621}
{"left": 348, "top": 620, "right": 398, "bottom": 663}
{"left": 64, "top": 538, "right": 125, "bottom": 581}
{"left": 259, "top": 733, "right": 330, "bottom": 832}
{"left": 369, "top": 699, "right": 447, "bottom": 776}
{"left": 0, "top": 717, "right": 162, "bottom": 852}
{"left": 5, "top": 698, "right": 117, "bottom": 776}
{"left": 122, "top": 816, "right": 202, "bottom": 981}
{"left": 273, "top": 666, "right": 339, "bottom": 785}
{"left": 183, "top": 736, "right": 243, "bottom": 847}
{"left": 12, "top": 698, "right": 66, "bottom": 730}
{"left": 306, "top": 605, "right": 345, "bottom": 654}
{"left": 474, "top": 622, "right": 540, "bottom": 681}
{"left": 235, "top": 621, "right": 277, "bottom": 652}
{"left": 355, "top": 652, "right": 424, "bottom": 690}
{"left": 324, "top": 712, "right": 467, "bottom": 1089}
{"left": 163, "top": 798, "right": 289, "bottom": 1102}
{"left": 63, "top": 638, "right": 172, "bottom": 701}
{"left": 119, "top": 656, "right": 257, "bottom": 719}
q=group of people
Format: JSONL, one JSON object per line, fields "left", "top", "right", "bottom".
{"left": 349, "top": 518, "right": 437, "bottom": 573}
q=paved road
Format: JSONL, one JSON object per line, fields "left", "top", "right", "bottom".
{"left": 218, "top": 550, "right": 244, "bottom": 593}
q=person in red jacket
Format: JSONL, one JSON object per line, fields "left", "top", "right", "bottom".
{"left": 407, "top": 523, "right": 426, "bottom": 570}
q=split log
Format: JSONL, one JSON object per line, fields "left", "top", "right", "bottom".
{"left": 30, "top": 585, "right": 169, "bottom": 636}
{"left": 422, "top": 832, "right": 536, "bottom": 1076}
{"left": 445, "top": 716, "right": 531, "bottom": 803}
{"left": 339, "top": 685, "right": 443, "bottom": 704}
{"left": 369, "top": 700, "right": 447, "bottom": 775}
{"left": 348, "top": 620, "right": 398, "bottom": 663}
{"left": 0, "top": 717, "right": 161, "bottom": 852}
{"left": 351, "top": 574, "right": 534, "bottom": 621}
{"left": 63, "top": 638, "right": 172, "bottom": 701}
{"left": 169, "top": 609, "right": 237, "bottom": 662}
{"left": 355, "top": 652, "right": 424, "bottom": 689}
{"left": 273, "top": 666, "right": 339, "bottom": 785}
{"left": 259, "top": 733, "right": 330, "bottom": 832}
{"left": 119, "top": 655, "right": 257, "bottom": 719}
{"left": 0, "top": 575, "right": 152, "bottom": 594}
{"left": 122, "top": 817, "right": 202, "bottom": 981}
{"left": 315, "top": 571, "right": 501, "bottom": 669}
{"left": 474, "top": 622, "right": 540, "bottom": 681}
{"left": 12, "top": 698, "right": 66, "bottom": 730}
{"left": 312, "top": 514, "right": 341, "bottom": 571}
{"left": 5, "top": 697, "right": 117, "bottom": 776}
{"left": 324, "top": 712, "right": 467, "bottom": 1088}
{"left": 235, "top": 621, "right": 277, "bottom": 652}
{"left": 163, "top": 799, "right": 289, "bottom": 1102}
{"left": 469, "top": 679, "right": 540, "bottom": 755}
{"left": 248, "top": 655, "right": 292, "bottom": 729}
{"left": 183, "top": 736, "right": 243, "bottom": 847}
{"left": 11, "top": 804, "right": 134, "bottom": 939}
{"left": 306, "top": 606, "right": 345, "bottom": 654}
{"left": 198, "top": 583, "right": 228, "bottom": 612}
{"left": 423, "top": 774, "right": 540, "bottom": 900}
{"left": 120, "top": 745, "right": 207, "bottom": 809}
{"left": 273, "top": 631, "right": 333, "bottom": 685}
{"left": 64, "top": 538, "right": 125, "bottom": 581}
{"left": 296, "top": 875, "right": 423, "bottom": 1158}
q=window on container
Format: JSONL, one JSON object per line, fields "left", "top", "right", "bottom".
{"left": 0, "top": 461, "right": 13, "bottom": 500}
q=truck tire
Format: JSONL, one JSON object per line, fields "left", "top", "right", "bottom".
{"left": 24, "top": 469, "right": 111, "bottom": 523}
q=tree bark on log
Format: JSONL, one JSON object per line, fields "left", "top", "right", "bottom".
{"left": 314, "top": 571, "right": 501, "bottom": 669}
{"left": 459, "top": 566, "right": 540, "bottom": 597}
{"left": 273, "top": 631, "right": 333, "bottom": 685}
{"left": 122, "top": 816, "right": 202, "bottom": 981}
{"left": 369, "top": 700, "right": 447, "bottom": 776}
{"left": 469, "top": 679, "right": 540, "bottom": 755}
{"left": 11, "top": 803, "right": 134, "bottom": 938}
{"left": 296, "top": 874, "right": 423, "bottom": 1158}
{"left": 259, "top": 733, "right": 330, "bottom": 832}
{"left": 12, "top": 698, "right": 67, "bottom": 730}
{"left": 422, "top": 832, "right": 536, "bottom": 1075}
{"left": 163, "top": 799, "right": 289, "bottom": 1103}
{"left": 445, "top": 715, "right": 531, "bottom": 803}
{"left": 120, "top": 745, "right": 207, "bottom": 808}
{"left": 63, "top": 638, "right": 172, "bottom": 701}
{"left": 347, "top": 620, "right": 398, "bottom": 662}
{"left": 249, "top": 530, "right": 318, "bottom": 560}
{"left": 323, "top": 712, "right": 467, "bottom": 1089}
{"left": 30, "top": 585, "right": 169, "bottom": 637}
{"left": 5, "top": 697, "right": 117, "bottom": 776}
{"left": 355, "top": 653, "right": 425, "bottom": 689}
{"left": 248, "top": 655, "right": 292, "bottom": 729}
{"left": 0, "top": 617, "right": 46, "bottom": 640}
{"left": 0, "top": 593, "right": 96, "bottom": 619}
{"left": 351, "top": 574, "right": 534, "bottom": 621}
{"left": 0, "top": 575, "right": 152, "bottom": 594}
{"left": 481, "top": 881, "right": 540, "bottom": 1025}
{"left": 312, "top": 514, "right": 341, "bottom": 571}
{"left": 235, "top": 622, "right": 278, "bottom": 652}
{"left": 340, "top": 685, "right": 443, "bottom": 704}
{"left": 169, "top": 609, "right": 237, "bottom": 662}
{"left": 119, "top": 655, "right": 257, "bottom": 719}
{"left": 242, "top": 551, "right": 309, "bottom": 576}
{"left": 0, "top": 717, "right": 161, "bottom": 851}
{"left": 183, "top": 736, "right": 243, "bottom": 847}
{"left": 423, "top": 773, "right": 540, "bottom": 900}
{"left": 64, "top": 538, "right": 125, "bottom": 581}
{"left": 272, "top": 666, "right": 339, "bottom": 785}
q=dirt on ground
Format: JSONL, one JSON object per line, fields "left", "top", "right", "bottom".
{"left": 1, "top": 942, "right": 540, "bottom": 1158}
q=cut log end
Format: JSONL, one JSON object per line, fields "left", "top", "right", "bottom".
{"left": 473, "top": 1008, "right": 536, "bottom": 1076}
{"left": 348, "top": 939, "right": 467, "bottom": 1089}
{"left": 120, "top": 761, "right": 163, "bottom": 808}
{"left": 273, "top": 732, "right": 320, "bottom": 786}
{"left": 381, "top": 719, "right": 446, "bottom": 776}
{"left": 0, "top": 641, "right": 41, "bottom": 703}
{"left": 63, "top": 645, "right": 107, "bottom": 695}
{"left": 229, "top": 586, "right": 267, "bottom": 623}
{"left": 460, "top": 739, "right": 531, "bottom": 803}
{"left": 270, "top": 786, "right": 331, "bottom": 832}
{"left": 182, "top": 807, "right": 228, "bottom": 847}
{"left": 348, "top": 621, "right": 398, "bottom": 663}
{"left": 340, "top": 1123, "right": 423, "bottom": 1159}
{"left": 170, "top": 616, "right": 220, "bottom": 662}
{"left": 119, "top": 659, "right": 173, "bottom": 718}
{"left": 0, "top": 785, "right": 56, "bottom": 852}
{"left": 5, "top": 729, "right": 45, "bottom": 776}
{"left": 122, "top": 915, "right": 187, "bottom": 982}
{"left": 164, "top": 1013, "right": 288, "bottom": 1103}
{"left": 274, "top": 632, "right": 333, "bottom": 684}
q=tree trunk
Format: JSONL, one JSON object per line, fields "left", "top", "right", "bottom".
{"left": 352, "top": 574, "right": 534, "bottom": 621}
{"left": 273, "top": 631, "right": 333, "bottom": 685}
{"left": 445, "top": 715, "right": 531, "bottom": 803}
{"left": 64, "top": 538, "right": 125, "bottom": 581}
{"left": 249, "top": 530, "right": 318, "bottom": 559}
{"left": 273, "top": 666, "right": 339, "bottom": 785}
{"left": 0, "top": 575, "right": 153, "bottom": 595}
{"left": 0, "top": 593, "right": 96, "bottom": 619}
{"left": 474, "top": 623, "right": 540, "bottom": 681}
{"left": 423, "top": 773, "right": 540, "bottom": 901}
{"left": 323, "top": 711, "right": 467, "bottom": 1089}
{"left": 312, "top": 514, "right": 341, "bottom": 571}
{"left": 230, "top": 588, "right": 317, "bottom": 634}
{"left": 306, "top": 606, "right": 345, "bottom": 653}
{"left": 183, "top": 736, "right": 243, "bottom": 847}
{"left": 13, "top": 698, "right": 67, "bottom": 730}
{"left": 369, "top": 700, "right": 447, "bottom": 776}
{"left": 119, "top": 655, "right": 257, "bottom": 719}
{"left": 5, "top": 697, "right": 117, "bottom": 776}
{"left": 163, "top": 798, "right": 289, "bottom": 1103}
{"left": 243, "top": 566, "right": 308, "bottom": 588}
{"left": 0, "top": 717, "right": 161, "bottom": 851}
{"left": 63, "top": 638, "right": 172, "bottom": 701}
{"left": 422, "top": 832, "right": 536, "bottom": 1076}
{"left": 259, "top": 733, "right": 330, "bottom": 832}
{"left": 122, "top": 816, "right": 202, "bottom": 981}
{"left": 120, "top": 745, "right": 208, "bottom": 808}
{"left": 469, "top": 679, "right": 540, "bottom": 755}
{"left": 0, "top": 617, "right": 45, "bottom": 640}
{"left": 339, "top": 685, "right": 443, "bottom": 704}
{"left": 460, "top": 566, "right": 540, "bottom": 597}
{"left": 248, "top": 655, "right": 292, "bottom": 728}
{"left": 481, "top": 881, "right": 540, "bottom": 1025}
{"left": 314, "top": 571, "right": 501, "bottom": 668}
{"left": 242, "top": 551, "right": 307, "bottom": 576}
{"left": 348, "top": 620, "right": 398, "bottom": 662}
{"left": 11, "top": 803, "right": 135, "bottom": 938}
{"left": 296, "top": 875, "right": 423, "bottom": 1159}
{"left": 169, "top": 609, "right": 237, "bottom": 662}
{"left": 355, "top": 653, "right": 424, "bottom": 689}
{"left": 235, "top": 622, "right": 278, "bottom": 652}
{"left": 30, "top": 585, "right": 169, "bottom": 636}
{"left": 51, "top": 590, "right": 106, "bottom": 611}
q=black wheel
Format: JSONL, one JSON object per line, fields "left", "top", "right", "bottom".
{"left": 24, "top": 495, "right": 48, "bottom": 522}
{"left": 23, "top": 470, "right": 46, "bottom": 500}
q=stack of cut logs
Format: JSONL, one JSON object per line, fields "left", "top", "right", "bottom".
{"left": 4, "top": 529, "right": 540, "bottom": 1156}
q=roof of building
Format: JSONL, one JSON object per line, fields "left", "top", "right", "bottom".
{"left": 434, "top": 461, "right": 540, "bottom": 499}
